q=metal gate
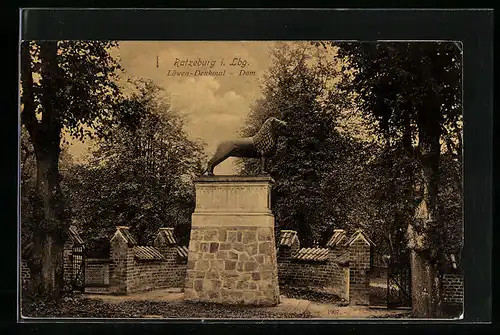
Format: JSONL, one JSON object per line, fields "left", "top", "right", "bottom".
{"left": 387, "top": 249, "right": 412, "bottom": 308}
{"left": 71, "top": 246, "right": 85, "bottom": 292}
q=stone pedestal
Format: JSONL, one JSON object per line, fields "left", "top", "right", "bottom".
{"left": 184, "top": 176, "right": 280, "bottom": 306}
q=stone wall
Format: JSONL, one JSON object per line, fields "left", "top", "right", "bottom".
{"left": 127, "top": 248, "right": 186, "bottom": 293}
{"left": 439, "top": 271, "right": 464, "bottom": 317}
{"left": 278, "top": 247, "right": 350, "bottom": 301}
{"left": 347, "top": 236, "right": 372, "bottom": 305}
{"left": 153, "top": 230, "right": 188, "bottom": 289}
{"left": 22, "top": 226, "right": 188, "bottom": 296}
{"left": 106, "top": 226, "right": 187, "bottom": 295}
{"left": 442, "top": 273, "right": 464, "bottom": 305}
{"left": 108, "top": 229, "right": 130, "bottom": 294}
{"left": 62, "top": 240, "right": 74, "bottom": 290}
{"left": 184, "top": 176, "right": 280, "bottom": 306}
{"left": 126, "top": 260, "right": 171, "bottom": 293}
{"left": 276, "top": 229, "right": 374, "bottom": 305}
{"left": 21, "top": 260, "right": 30, "bottom": 287}
{"left": 185, "top": 226, "right": 279, "bottom": 305}
{"left": 20, "top": 227, "right": 86, "bottom": 294}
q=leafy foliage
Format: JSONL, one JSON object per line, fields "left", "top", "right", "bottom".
{"left": 438, "top": 152, "right": 463, "bottom": 255}
{"left": 329, "top": 41, "right": 463, "bottom": 317}
{"left": 332, "top": 41, "right": 463, "bottom": 252}
{"left": 240, "top": 41, "right": 463, "bottom": 257}
{"left": 21, "top": 126, "right": 75, "bottom": 256}
{"left": 20, "top": 40, "right": 123, "bottom": 295}
{"left": 61, "top": 80, "right": 206, "bottom": 253}
{"left": 361, "top": 143, "right": 420, "bottom": 255}
{"left": 20, "top": 126, "right": 37, "bottom": 256}
{"left": 332, "top": 42, "right": 462, "bottom": 142}
{"left": 25, "top": 41, "right": 121, "bottom": 142}
{"left": 238, "top": 43, "right": 366, "bottom": 246}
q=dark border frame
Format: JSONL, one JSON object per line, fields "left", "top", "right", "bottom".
{"left": 17, "top": 8, "right": 493, "bottom": 325}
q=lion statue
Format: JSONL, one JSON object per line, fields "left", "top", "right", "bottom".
{"left": 204, "top": 117, "right": 288, "bottom": 176}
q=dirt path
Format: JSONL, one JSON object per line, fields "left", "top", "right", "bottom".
{"left": 83, "top": 288, "right": 410, "bottom": 319}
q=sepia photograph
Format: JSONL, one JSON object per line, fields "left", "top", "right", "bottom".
{"left": 19, "top": 40, "right": 463, "bottom": 320}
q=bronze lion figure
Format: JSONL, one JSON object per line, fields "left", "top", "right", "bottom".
{"left": 204, "top": 117, "right": 288, "bottom": 176}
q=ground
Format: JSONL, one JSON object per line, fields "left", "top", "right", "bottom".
{"left": 21, "top": 288, "right": 411, "bottom": 319}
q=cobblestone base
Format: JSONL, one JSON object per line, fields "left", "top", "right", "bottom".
{"left": 184, "top": 225, "right": 280, "bottom": 306}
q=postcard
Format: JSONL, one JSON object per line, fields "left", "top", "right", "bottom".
{"left": 19, "top": 40, "right": 463, "bottom": 320}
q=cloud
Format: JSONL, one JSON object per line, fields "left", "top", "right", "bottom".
{"left": 166, "top": 75, "right": 251, "bottom": 175}
{"left": 166, "top": 76, "right": 248, "bottom": 153}
{"left": 119, "top": 43, "right": 258, "bottom": 174}
{"left": 68, "top": 41, "right": 277, "bottom": 174}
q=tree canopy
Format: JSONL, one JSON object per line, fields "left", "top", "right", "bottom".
{"left": 61, "top": 79, "right": 206, "bottom": 254}
{"left": 331, "top": 41, "right": 463, "bottom": 317}
{"left": 238, "top": 42, "right": 369, "bottom": 246}
{"left": 20, "top": 41, "right": 124, "bottom": 296}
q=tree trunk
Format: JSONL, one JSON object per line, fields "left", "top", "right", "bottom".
{"left": 407, "top": 99, "right": 442, "bottom": 318}
{"left": 408, "top": 187, "right": 441, "bottom": 317}
{"left": 22, "top": 41, "right": 69, "bottom": 298}
{"left": 41, "top": 234, "right": 55, "bottom": 294}
{"left": 32, "top": 144, "right": 68, "bottom": 298}
{"left": 409, "top": 249, "right": 439, "bottom": 317}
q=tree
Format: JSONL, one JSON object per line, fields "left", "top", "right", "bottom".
{"left": 62, "top": 79, "right": 206, "bottom": 253}
{"left": 20, "top": 126, "right": 37, "bottom": 262}
{"left": 20, "top": 41, "right": 121, "bottom": 296}
{"left": 437, "top": 152, "right": 463, "bottom": 257}
{"left": 363, "top": 142, "right": 420, "bottom": 256}
{"left": 333, "top": 41, "right": 462, "bottom": 317}
{"left": 238, "top": 42, "right": 364, "bottom": 246}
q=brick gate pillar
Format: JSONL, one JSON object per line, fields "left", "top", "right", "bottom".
{"left": 184, "top": 176, "right": 280, "bottom": 306}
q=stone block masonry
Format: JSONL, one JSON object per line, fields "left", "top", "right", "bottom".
{"left": 184, "top": 176, "right": 280, "bottom": 306}
{"left": 22, "top": 226, "right": 188, "bottom": 295}
{"left": 277, "top": 229, "right": 374, "bottom": 305}
{"left": 278, "top": 246, "right": 350, "bottom": 301}
{"left": 107, "top": 226, "right": 187, "bottom": 295}
{"left": 440, "top": 272, "right": 464, "bottom": 317}
{"left": 442, "top": 273, "right": 464, "bottom": 305}
{"left": 346, "top": 234, "right": 372, "bottom": 305}
{"left": 21, "top": 260, "right": 30, "bottom": 287}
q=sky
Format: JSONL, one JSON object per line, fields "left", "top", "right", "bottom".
{"left": 67, "top": 41, "right": 281, "bottom": 175}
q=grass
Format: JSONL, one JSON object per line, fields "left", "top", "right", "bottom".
{"left": 279, "top": 286, "right": 345, "bottom": 305}
{"left": 20, "top": 287, "right": 414, "bottom": 320}
{"left": 21, "top": 295, "right": 312, "bottom": 319}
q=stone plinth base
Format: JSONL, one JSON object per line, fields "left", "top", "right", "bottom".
{"left": 184, "top": 176, "right": 280, "bottom": 306}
